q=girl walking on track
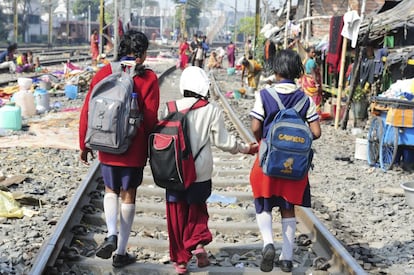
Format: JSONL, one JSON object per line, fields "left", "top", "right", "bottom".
{"left": 249, "top": 49, "right": 321, "bottom": 273}
{"left": 164, "top": 66, "right": 258, "bottom": 275}
{"left": 79, "top": 30, "right": 160, "bottom": 268}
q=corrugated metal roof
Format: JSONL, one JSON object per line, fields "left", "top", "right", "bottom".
{"left": 359, "top": 0, "right": 414, "bottom": 41}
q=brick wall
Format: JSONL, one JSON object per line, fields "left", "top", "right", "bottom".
{"left": 309, "top": 0, "right": 385, "bottom": 39}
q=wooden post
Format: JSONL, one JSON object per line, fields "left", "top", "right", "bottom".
{"left": 13, "top": 0, "right": 18, "bottom": 43}
{"left": 341, "top": 18, "right": 372, "bottom": 130}
{"left": 334, "top": 37, "right": 348, "bottom": 129}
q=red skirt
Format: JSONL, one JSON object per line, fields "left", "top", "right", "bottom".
{"left": 250, "top": 157, "right": 309, "bottom": 205}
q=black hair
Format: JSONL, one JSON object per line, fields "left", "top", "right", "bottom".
{"left": 118, "top": 30, "right": 149, "bottom": 76}
{"left": 271, "top": 49, "right": 304, "bottom": 80}
{"left": 241, "top": 57, "right": 249, "bottom": 67}
{"left": 306, "top": 46, "right": 315, "bottom": 53}
{"left": 8, "top": 43, "right": 17, "bottom": 52}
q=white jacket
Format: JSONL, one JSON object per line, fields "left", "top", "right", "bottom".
{"left": 162, "top": 97, "right": 250, "bottom": 182}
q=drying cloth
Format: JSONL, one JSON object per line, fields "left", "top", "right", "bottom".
{"left": 360, "top": 57, "right": 375, "bottom": 86}
{"left": 326, "top": 16, "right": 344, "bottom": 74}
{"left": 374, "top": 48, "right": 389, "bottom": 76}
{"left": 386, "top": 108, "right": 414, "bottom": 128}
{"left": 341, "top": 10, "right": 361, "bottom": 48}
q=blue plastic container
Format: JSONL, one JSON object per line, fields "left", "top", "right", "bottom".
{"left": 0, "top": 103, "right": 22, "bottom": 130}
{"left": 65, "top": 85, "right": 78, "bottom": 99}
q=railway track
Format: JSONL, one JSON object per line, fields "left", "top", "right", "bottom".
{"left": 0, "top": 44, "right": 172, "bottom": 87}
{"left": 29, "top": 67, "right": 365, "bottom": 275}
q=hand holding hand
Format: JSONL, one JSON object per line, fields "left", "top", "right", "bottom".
{"left": 247, "top": 142, "right": 259, "bottom": 155}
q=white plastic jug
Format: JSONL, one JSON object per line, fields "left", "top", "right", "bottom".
{"left": 13, "top": 91, "right": 36, "bottom": 117}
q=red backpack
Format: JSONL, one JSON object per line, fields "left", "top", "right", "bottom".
{"left": 149, "top": 99, "right": 209, "bottom": 190}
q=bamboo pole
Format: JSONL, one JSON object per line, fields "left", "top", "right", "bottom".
{"left": 334, "top": 37, "right": 348, "bottom": 129}
{"left": 283, "top": 0, "right": 291, "bottom": 49}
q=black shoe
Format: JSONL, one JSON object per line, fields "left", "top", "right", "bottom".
{"left": 276, "top": 259, "right": 293, "bottom": 273}
{"left": 112, "top": 252, "right": 137, "bottom": 268}
{"left": 96, "top": 235, "right": 117, "bottom": 259}
{"left": 260, "top": 243, "right": 275, "bottom": 272}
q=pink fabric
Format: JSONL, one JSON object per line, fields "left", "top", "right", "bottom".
{"left": 166, "top": 201, "right": 212, "bottom": 264}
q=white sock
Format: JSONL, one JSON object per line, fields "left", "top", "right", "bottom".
{"left": 279, "top": 217, "right": 296, "bottom": 261}
{"left": 103, "top": 192, "right": 119, "bottom": 237}
{"left": 117, "top": 203, "right": 136, "bottom": 255}
{"left": 256, "top": 211, "right": 274, "bottom": 247}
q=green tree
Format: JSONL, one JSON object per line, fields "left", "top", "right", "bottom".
{"left": 238, "top": 16, "right": 255, "bottom": 39}
{"left": 173, "top": 0, "right": 216, "bottom": 35}
{"left": 73, "top": 0, "right": 101, "bottom": 21}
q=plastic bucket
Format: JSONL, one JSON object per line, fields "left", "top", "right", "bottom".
{"left": 227, "top": 67, "right": 236, "bottom": 75}
{"left": 400, "top": 182, "right": 414, "bottom": 208}
{"left": 0, "top": 103, "right": 22, "bottom": 130}
{"left": 34, "top": 88, "right": 50, "bottom": 114}
{"left": 65, "top": 85, "right": 78, "bottom": 99}
{"left": 354, "top": 138, "right": 368, "bottom": 160}
{"left": 233, "top": 90, "right": 241, "bottom": 99}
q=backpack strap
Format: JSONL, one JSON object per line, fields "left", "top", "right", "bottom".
{"left": 267, "top": 87, "right": 308, "bottom": 113}
{"left": 293, "top": 95, "right": 308, "bottom": 113}
{"left": 266, "top": 87, "right": 285, "bottom": 110}
{"left": 165, "top": 99, "right": 209, "bottom": 161}
{"left": 166, "top": 101, "right": 178, "bottom": 114}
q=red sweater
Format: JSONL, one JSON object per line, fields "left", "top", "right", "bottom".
{"left": 79, "top": 63, "right": 160, "bottom": 167}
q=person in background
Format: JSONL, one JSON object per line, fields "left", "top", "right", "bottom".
{"left": 90, "top": 29, "right": 99, "bottom": 61}
{"left": 244, "top": 39, "right": 253, "bottom": 58}
{"left": 0, "top": 43, "right": 17, "bottom": 73}
{"left": 241, "top": 55, "right": 263, "bottom": 92}
{"left": 189, "top": 34, "right": 199, "bottom": 66}
{"left": 178, "top": 37, "right": 190, "bottom": 70}
{"left": 226, "top": 41, "right": 236, "bottom": 68}
{"left": 163, "top": 66, "right": 258, "bottom": 275}
{"left": 207, "top": 51, "right": 221, "bottom": 70}
{"left": 263, "top": 39, "right": 276, "bottom": 76}
{"left": 201, "top": 35, "right": 210, "bottom": 65}
{"left": 194, "top": 42, "right": 205, "bottom": 68}
{"left": 79, "top": 30, "right": 160, "bottom": 268}
{"left": 16, "top": 51, "right": 34, "bottom": 73}
{"left": 303, "top": 46, "right": 323, "bottom": 114}
{"left": 249, "top": 49, "right": 321, "bottom": 273}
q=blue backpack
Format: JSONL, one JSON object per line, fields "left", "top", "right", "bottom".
{"left": 258, "top": 88, "right": 313, "bottom": 180}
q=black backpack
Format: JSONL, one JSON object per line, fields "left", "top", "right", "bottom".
{"left": 149, "top": 99, "right": 209, "bottom": 190}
